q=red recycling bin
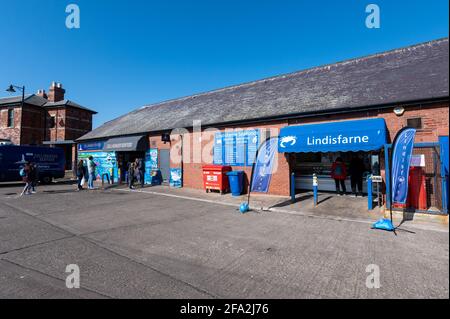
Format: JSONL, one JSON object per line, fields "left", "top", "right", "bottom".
{"left": 202, "top": 165, "right": 232, "bottom": 194}
{"left": 392, "top": 167, "right": 428, "bottom": 210}
{"left": 407, "top": 167, "right": 427, "bottom": 210}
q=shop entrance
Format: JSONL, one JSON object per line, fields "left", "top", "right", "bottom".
{"left": 278, "top": 118, "right": 388, "bottom": 213}
{"left": 116, "top": 151, "right": 145, "bottom": 182}
{"left": 293, "top": 151, "right": 380, "bottom": 196}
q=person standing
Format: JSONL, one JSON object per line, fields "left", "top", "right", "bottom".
{"left": 128, "top": 162, "right": 135, "bottom": 189}
{"left": 349, "top": 154, "right": 365, "bottom": 197}
{"left": 137, "top": 158, "right": 145, "bottom": 188}
{"left": 87, "top": 156, "right": 97, "bottom": 190}
{"left": 29, "top": 162, "right": 39, "bottom": 193}
{"left": 331, "top": 157, "right": 347, "bottom": 196}
{"left": 20, "top": 162, "right": 32, "bottom": 197}
{"left": 76, "top": 160, "right": 86, "bottom": 190}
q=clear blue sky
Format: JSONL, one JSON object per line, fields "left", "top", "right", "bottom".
{"left": 0, "top": 0, "right": 448, "bottom": 128}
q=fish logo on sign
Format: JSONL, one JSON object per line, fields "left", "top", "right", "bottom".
{"left": 279, "top": 136, "right": 297, "bottom": 148}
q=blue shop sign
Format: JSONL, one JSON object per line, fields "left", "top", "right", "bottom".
{"left": 78, "top": 141, "right": 105, "bottom": 151}
{"left": 278, "top": 119, "right": 387, "bottom": 153}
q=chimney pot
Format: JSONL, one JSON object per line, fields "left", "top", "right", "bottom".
{"left": 36, "top": 89, "right": 48, "bottom": 99}
{"left": 48, "top": 82, "right": 65, "bottom": 102}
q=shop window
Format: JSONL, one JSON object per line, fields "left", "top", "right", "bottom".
{"left": 49, "top": 116, "right": 56, "bottom": 128}
{"left": 7, "top": 109, "right": 14, "bottom": 128}
{"left": 407, "top": 117, "right": 422, "bottom": 129}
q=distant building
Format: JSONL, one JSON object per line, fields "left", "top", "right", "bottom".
{"left": 0, "top": 82, "right": 97, "bottom": 170}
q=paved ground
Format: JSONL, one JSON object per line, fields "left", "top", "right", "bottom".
{"left": 0, "top": 183, "right": 448, "bottom": 299}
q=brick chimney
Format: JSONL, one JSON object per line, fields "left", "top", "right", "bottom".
{"left": 36, "top": 89, "right": 48, "bottom": 99}
{"left": 47, "top": 81, "right": 65, "bottom": 102}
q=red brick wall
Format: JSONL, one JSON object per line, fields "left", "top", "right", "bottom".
{"left": 149, "top": 121, "right": 292, "bottom": 196}
{"left": 20, "top": 105, "right": 46, "bottom": 145}
{"left": 47, "top": 107, "right": 93, "bottom": 142}
{"left": 47, "top": 108, "right": 66, "bottom": 141}
{"left": 64, "top": 107, "right": 93, "bottom": 140}
{"left": 0, "top": 106, "right": 21, "bottom": 144}
{"left": 146, "top": 101, "right": 448, "bottom": 197}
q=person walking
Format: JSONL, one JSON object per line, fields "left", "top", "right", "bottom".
{"left": 87, "top": 156, "right": 97, "bottom": 190}
{"left": 20, "top": 162, "right": 32, "bottom": 197}
{"left": 331, "top": 157, "right": 347, "bottom": 196}
{"left": 29, "top": 162, "right": 39, "bottom": 193}
{"left": 128, "top": 162, "right": 135, "bottom": 189}
{"left": 349, "top": 154, "right": 365, "bottom": 197}
{"left": 76, "top": 160, "right": 86, "bottom": 190}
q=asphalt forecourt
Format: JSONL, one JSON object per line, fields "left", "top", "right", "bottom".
{"left": 0, "top": 183, "right": 448, "bottom": 311}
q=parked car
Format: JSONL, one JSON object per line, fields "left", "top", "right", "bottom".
{"left": 0, "top": 145, "right": 65, "bottom": 183}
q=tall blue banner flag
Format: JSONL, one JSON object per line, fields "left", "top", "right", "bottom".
{"left": 251, "top": 137, "right": 278, "bottom": 193}
{"left": 391, "top": 127, "right": 417, "bottom": 204}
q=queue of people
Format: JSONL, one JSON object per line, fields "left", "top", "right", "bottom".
{"left": 18, "top": 156, "right": 146, "bottom": 196}
{"left": 127, "top": 158, "right": 145, "bottom": 189}
{"left": 75, "top": 156, "right": 146, "bottom": 191}
{"left": 75, "top": 156, "right": 97, "bottom": 190}
{"left": 330, "top": 154, "right": 366, "bottom": 197}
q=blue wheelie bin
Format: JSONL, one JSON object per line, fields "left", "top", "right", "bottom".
{"left": 227, "top": 171, "right": 244, "bottom": 196}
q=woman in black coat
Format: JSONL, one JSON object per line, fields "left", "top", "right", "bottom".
{"left": 76, "top": 160, "right": 86, "bottom": 190}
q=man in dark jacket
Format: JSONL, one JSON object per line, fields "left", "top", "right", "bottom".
{"left": 349, "top": 154, "right": 365, "bottom": 197}
{"left": 29, "top": 162, "right": 39, "bottom": 193}
{"left": 137, "top": 158, "right": 145, "bottom": 188}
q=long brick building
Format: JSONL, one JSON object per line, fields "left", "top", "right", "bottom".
{"left": 77, "top": 38, "right": 449, "bottom": 214}
{"left": 0, "top": 82, "right": 97, "bottom": 170}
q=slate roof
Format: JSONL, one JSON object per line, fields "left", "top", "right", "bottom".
{"left": 44, "top": 100, "right": 97, "bottom": 113}
{"left": 73, "top": 38, "right": 450, "bottom": 141}
{"left": 0, "top": 94, "right": 47, "bottom": 106}
{"left": 0, "top": 94, "right": 96, "bottom": 113}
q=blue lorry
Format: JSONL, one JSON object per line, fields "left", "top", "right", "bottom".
{"left": 0, "top": 145, "right": 65, "bottom": 183}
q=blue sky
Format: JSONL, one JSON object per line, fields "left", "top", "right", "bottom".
{"left": 0, "top": 0, "right": 448, "bottom": 128}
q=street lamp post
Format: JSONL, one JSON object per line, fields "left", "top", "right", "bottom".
{"left": 6, "top": 84, "right": 25, "bottom": 109}
{"left": 6, "top": 84, "right": 26, "bottom": 145}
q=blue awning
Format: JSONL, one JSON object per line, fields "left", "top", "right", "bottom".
{"left": 278, "top": 118, "right": 387, "bottom": 153}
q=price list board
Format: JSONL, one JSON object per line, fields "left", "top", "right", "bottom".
{"left": 213, "top": 134, "right": 224, "bottom": 165}
{"left": 213, "top": 129, "right": 260, "bottom": 166}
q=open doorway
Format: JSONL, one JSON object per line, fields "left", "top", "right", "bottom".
{"left": 116, "top": 151, "right": 145, "bottom": 182}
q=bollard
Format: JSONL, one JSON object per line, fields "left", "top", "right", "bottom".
{"left": 313, "top": 174, "right": 318, "bottom": 207}
{"left": 367, "top": 175, "right": 373, "bottom": 211}
{"left": 290, "top": 172, "right": 296, "bottom": 203}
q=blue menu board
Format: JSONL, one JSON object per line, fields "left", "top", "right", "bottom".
{"left": 213, "top": 134, "right": 224, "bottom": 164}
{"left": 235, "top": 131, "right": 247, "bottom": 166}
{"left": 224, "top": 132, "right": 236, "bottom": 166}
{"left": 213, "top": 129, "right": 260, "bottom": 166}
{"left": 246, "top": 130, "right": 259, "bottom": 165}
